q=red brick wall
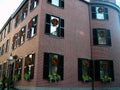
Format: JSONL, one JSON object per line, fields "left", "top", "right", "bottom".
{"left": 36, "top": 0, "right": 91, "bottom": 87}
{"left": 90, "top": 3, "right": 120, "bottom": 87}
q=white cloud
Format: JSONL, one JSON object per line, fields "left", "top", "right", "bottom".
{"left": 0, "top": 0, "right": 23, "bottom": 29}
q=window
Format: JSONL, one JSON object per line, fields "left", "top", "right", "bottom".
{"left": 24, "top": 53, "right": 35, "bottom": 81}
{"left": 0, "top": 64, "right": 2, "bottom": 79}
{"left": 93, "top": 29, "right": 111, "bottom": 46}
{"left": 0, "top": 32, "right": 3, "bottom": 41}
{"left": 30, "top": 0, "right": 39, "bottom": 11}
{"left": 4, "top": 28, "right": 6, "bottom": 38}
{"left": 27, "top": 15, "right": 38, "bottom": 39}
{"left": 21, "top": 2, "right": 28, "bottom": 21}
{"left": 7, "top": 22, "right": 11, "bottom": 33}
{"left": 78, "top": 58, "right": 93, "bottom": 82}
{"left": 45, "top": 14, "right": 64, "bottom": 37}
{"left": 1, "top": 63, "right": 7, "bottom": 82}
{"left": 43, "top": 53, "right": 64, "bottom": 82}
{"left": 91, "top": 6, "right": 108, "bottom": 20}
{"left": 18, "top": 26, "right": 26, "bottom": 45}
{"left": 95, "top": 60, "right": 114, "bottom": 82}
{"left": 5, "top": 39, "right": 10, "bottom": 52}
{"left": 1, "top": 44, "right": 5, "bottom": 55}
{"left": 47, "top": 0, "right": 64, "bottom": 8}
{"left": 15, "top": 12, "right": 21, "bottom": 27}
{"left": 0, "top": 47, "right": 1, "bottom": 56}
{"left": 14, "top": 58, "right": 23, "bottom": 81}
{"left": 12, "top": 33, "right": 18, "bottom": 50}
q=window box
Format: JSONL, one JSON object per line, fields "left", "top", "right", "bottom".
{"left": 48, "top": 74, "right": 61, "bottom": 82}
{"left": 24, "top": 73, "right": 30, "bottom": 81}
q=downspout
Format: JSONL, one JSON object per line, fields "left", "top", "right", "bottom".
{"left": 88, "top": 2, "right": 95, "bottom": 90}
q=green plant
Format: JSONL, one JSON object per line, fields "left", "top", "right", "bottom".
{"left": 2, "top": 75, "right": 7, "bottom": 84}
{"left": 82, "top": 74, "right": 92, "bottom": 82}
{"left": 48, "top": 74, "right": 61, "bottom": 82}
{"left": 13, "top": 75, "right": 20, "bottom": 81}
{"left": 100, "top": 75, "right": 112, "bottom": 82}
{"left": 24, "top": 73, "right": 30, "bottom": 81}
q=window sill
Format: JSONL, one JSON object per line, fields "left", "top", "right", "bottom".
{"left": 47, "top": 2, "right": 64, "bottom": 9}
{"left": 26, "top": 33, "right": 37, "bottom": 41}
{"left": 45, "top": 34, "right": 64, "bottom": 39}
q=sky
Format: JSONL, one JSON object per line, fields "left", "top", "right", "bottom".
{"left": 0, "top": 0, "right": 23, "bottom": 30}
{"left": 0, "top": 0, "right": 120, "bottom": 30}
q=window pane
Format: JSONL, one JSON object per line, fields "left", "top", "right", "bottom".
{"left": 98, "top": 30, "right": 106, "bottom": 45}
{"left": 50, "top": 16, "right": 59, "bottom": 36}
{"left": 52, "top": 0, "right": 59, "bottom": 6}
{"left": 96, "top": 7, "right": 104, "bottom": 20}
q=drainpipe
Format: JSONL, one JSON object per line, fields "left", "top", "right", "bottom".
{"left": 88, "top": 2, "right": 95, "bottom": 90}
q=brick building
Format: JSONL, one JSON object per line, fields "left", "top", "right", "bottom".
{"left": 0, "top": 0, "right": 120, "bottom": 90}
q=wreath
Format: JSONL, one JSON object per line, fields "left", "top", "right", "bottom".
{"left": 29, "top": 20, "right": 33, "bottom": 28}
{"left": 98, "top": 7, "right": 104, "bottom": 13}
{"left": 26, "top": 56, "right": 31, "bottom": 66}
{"left": 52, "top": 56, "right": 58, "bottom": 66}
{"left": 99, "top": 30, "right": 105, "bottom": 38}
{"left": 51, "top": 18, "right": 58, "bottom": 26}
{"left": 83, "top": 60, "right": 89, "bottom": 68}
{"left": 13, "top": 34, "right": 18, "bottom": 42}
{"left": 19, "top": 30, "right": 23, "bottom": 37}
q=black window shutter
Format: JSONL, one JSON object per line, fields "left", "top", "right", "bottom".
{"left": 24, "top": 66, "right": 29, "bottom": 74}
{"left": 43, "top": 53, "right": 49, "bottom": 80}
{"left": 93, "top": 29, "right": 98, "bottom": 45}
{"left": 60, "top": 0, "right": 64, "bottom": 8}
{"left": 32, "top": 53, "right": 35, "bottom": 65}
{"left": 60, "top": 19, "right": 64, "bottom": 37}
{"left": 47, "top": 0, "right": 52, "bottom": 3}
{"left": 106, "top": 30, "right": 111, "bottom": 46}
{"left": 19, "top": 69, "right": 22, "bottom": 80}
{"left": 60, "top": 19, "right": 64, "bottom": 28}
{"left": 60, "top": 28, "right": 64, "bottom": 37}
{"left": 33, "top": 15, "right": 37, "bottom": 26}
{"left": 89, "top": 60, "right": 93, "bottom": 80}
{"left": 45, "top": 14, "right": 51, "bottom": 34}
{"left": 45, "top": 24, "right": 50, "bottom": 34}
{"left": 58, "top": 55, "right": 64, "bottom": 80}
{"left": 92, "top": 13, "right": 96, "bottom": 19}
{"left": 12, "top": 43, "right": 14, "bottom": 50}
{"left": 109, "top": 60, "right": 114, "bottom": 81}
{"left": 91, "top": 6, "right": 96, "bottom": 12}
{"left": 27, "top": 30, "right": 30, "bottom": 38}
{"left": 104, "top": 7, "right": 108, "bottom": 13}
{"left": 33, "top": 25, "right": 37, "bottom": 34}
{"left": 30, "top": 2, "right": 34, "bottom": 10}
{"left": 91, "top": 6, "right": 96, "bottom": 19}
{"left": 30, "top": 66, "right": 34, "bottom": 79}
{"left": 46, "top": 14, "right": 51, "bottom": 23}
{"left": 78, "top": 59, "right": 82, "bottom": 81}
{"left": 105, "top": 14, "right": 109, "bottom": 20}
{"left": 94, "top": 60, "right": 100, "bottom": 81}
